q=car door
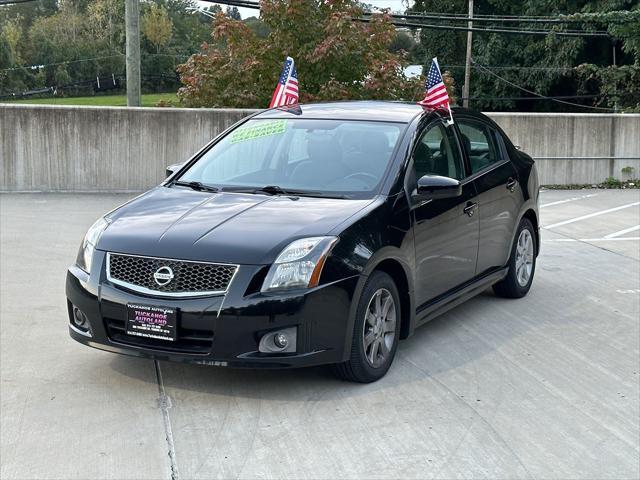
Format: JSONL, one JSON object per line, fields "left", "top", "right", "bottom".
{"left": 409, "top": 119, "right": 480, "bottom": 308}
{"left": 456, "top": 117, "right": 520, "bottom": 275}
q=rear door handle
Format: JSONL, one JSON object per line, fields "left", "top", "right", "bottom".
{"left": 506, "top": 178, "right": 517, "bottom": 192}
{"left": 463, "top": 202, "right": 478, "bottom": 217}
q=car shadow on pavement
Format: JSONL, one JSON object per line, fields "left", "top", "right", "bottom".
{"left": 108, "top": 286, "right": 539, "bottom": 401}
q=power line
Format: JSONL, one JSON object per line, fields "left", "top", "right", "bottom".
{"left": 0, "top": 72, "right": 179, "bottom": 99}
{"left": 371, "top": 9, "right": 567, "bottom": 19}
{"left": 462, "top": 94, "right": 603, "bottom": 101}
{"left": 0, "top": 53, "right": 199, "bottom": 75}
{"left": 454, "top": 23, "right": 609, "bottom": 35}
{"left": 442, "top": 65, "right": 576, "bottom": 71}
{"left": 353, "top": 17, "right": 611, "bottom": 38}
{"left": 382, "top": 11, "right": 631, "bottom": 25}
{"left": 0, "top": 54, "right": 124, "bottom": 73}
{"left": 146, "top": 53, "right": 191, "bottom": 59}
{"left": 0, "top": 0, "right": 38, "bottom": 5}
{"left": 177, "top": 0, "right": 613, "bottom": 38}
{"left": 199, "top": 0, "right": 259, "bottom": 9}
{"left": 1, "top": 78, "right": 100, "bottom": 100}
{"left": 470, "top": 59, "right": 616, "bottom": 111}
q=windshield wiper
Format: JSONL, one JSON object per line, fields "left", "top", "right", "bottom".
{"left": 173, "top": 181, "right": 219, "bottom": 193}
{"left": 223, "top": 185, "right": 351, "bottom": 199}
{"left": 255, "top": 185, "right": 301, "bottom": 196}
{"left": 223, "top": 185, "right": 311, "bottom": 196}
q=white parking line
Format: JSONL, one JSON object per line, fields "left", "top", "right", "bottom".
{"left": 546, "top": 237, "right": 640, "bottom": 242}
{"left": 604, "top": 225, "right": 640, "bottom": 239}
{"left": 540, "top": 193, "right": 598, "bottom": 208}
{"left": 543, "top": 202, "right": 640, "bottom": 229}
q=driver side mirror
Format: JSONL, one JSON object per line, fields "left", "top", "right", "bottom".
{"left": 417, "top": 175, "right": 462, "bottom": 200}
{"left": 166, "top": 162, "right": 185, "bottom": 178}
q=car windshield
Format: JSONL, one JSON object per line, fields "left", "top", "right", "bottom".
{"left": 175, "top": 118, "right": 404, "bottom": 198}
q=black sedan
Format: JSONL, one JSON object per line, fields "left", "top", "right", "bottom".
{"left": 67, "top": 101, "right": 539, "bottom": 383}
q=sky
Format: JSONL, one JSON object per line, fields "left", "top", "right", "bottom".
{"left": 202, "top": 1, "right": 412, "bottom": 19}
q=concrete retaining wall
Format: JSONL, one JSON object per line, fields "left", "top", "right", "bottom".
{"left": 1, "top": 104, "right": 639, "bottom": 191}
{"left": 490, "top": 113, "right": 640, "bottom": 185}
{"left": 0, "top": 105, "right": 255, "bottom": 192}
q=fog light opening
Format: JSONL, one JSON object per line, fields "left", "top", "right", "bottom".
{"left": 70, "top": 305, "right": 92, "bottom": 337}
{"left": 259, "top": 327, "right": 297, "bottom": 354}
{"left": 72, "top": 307, "right": 88, "bottom": 328}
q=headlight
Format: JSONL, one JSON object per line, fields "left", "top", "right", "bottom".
{"left": 76, "top": 217, "right": 110, "bottom": 274}
{"left": 261, "top": 236, "right": 338, "bottom": 292}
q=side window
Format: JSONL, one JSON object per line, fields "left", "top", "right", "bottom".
{"left": 412, "top": 123, "right": 464, "bottom": 180}
{"left": 457, "top": 120, "right": 500, "bottom": 174}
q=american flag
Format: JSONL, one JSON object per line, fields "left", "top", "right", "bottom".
{"left": 417, "top": 58, "right": 450, "bottom": 111}
{"left": 269, "top": 56, "right": 299, "bottom": 108}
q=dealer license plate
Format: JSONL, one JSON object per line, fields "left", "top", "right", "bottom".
{"left": 126, "top": 303, "right": 177, "bottom": 342}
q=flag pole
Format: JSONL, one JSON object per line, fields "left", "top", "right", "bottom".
{"left": 434, "top": 57, "right": 454, "bottom": 126}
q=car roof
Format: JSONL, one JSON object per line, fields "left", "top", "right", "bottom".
{"left": 255, "top": 100, "right": 490, "bottom": 125}
{"left": 255, "top": 101, "right": 426, "bottom": 123}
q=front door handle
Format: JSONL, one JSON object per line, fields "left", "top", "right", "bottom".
{"left": 463, "top": 202, "right": 478, "bottom": 217}
{"left": 506, "top": 178, "right": 518, "bottom": 192}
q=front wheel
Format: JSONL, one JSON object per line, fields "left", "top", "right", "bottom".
{"left": 332, "top": 271, "right": 401, "bottom": 383}
{"left": 493, "top": 217, "right": 537, "bottom": 298}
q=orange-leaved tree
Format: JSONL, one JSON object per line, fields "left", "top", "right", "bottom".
{"left": 177, "top": 0, "right": 424, "bottom": 108}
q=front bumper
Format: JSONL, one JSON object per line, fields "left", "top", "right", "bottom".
{"left": 66, "top": 251, "right": 360, "bottom": 368}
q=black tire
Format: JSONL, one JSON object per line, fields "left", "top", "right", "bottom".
{"left": 332, "top": 271, "right": 401, "bottom": 383}
{"left": 493, "top": 217, "right": 537, "bottom": 298}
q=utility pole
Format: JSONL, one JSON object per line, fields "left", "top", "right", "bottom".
{"left": 125, "top": 0, "right": 141, "bottom": 107}
{"left": 463, "top": 0, "right": 473, "bottom": 108}
{"left": 612, "top": 40, "right": 618, "bottom": 113}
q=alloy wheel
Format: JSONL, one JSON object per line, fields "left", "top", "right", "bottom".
{"left": 515, "top": 229, "right": 534, "bottom": 287}
{"left": 362, "top": 288, "right": 397, "bottom": 368}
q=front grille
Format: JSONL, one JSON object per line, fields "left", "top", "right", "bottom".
{"left": 104, "top": 317, "right": 213, "bottom": 354}
{"left": 107, "top": 253, "right": 237, "bottom": 297}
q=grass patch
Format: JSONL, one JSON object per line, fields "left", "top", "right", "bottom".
{"left": 543, "top": 177, "right": 639, "bottom": 190}
{"left": 4, "top": 93, "right": 179, "bottom": 107}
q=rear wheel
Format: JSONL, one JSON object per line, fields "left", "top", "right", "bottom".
{"left": 493, "top": 217, "right": 536, "bottom": 298}
{"left": 332, "top": 271, "right": 401, "bottom": 383}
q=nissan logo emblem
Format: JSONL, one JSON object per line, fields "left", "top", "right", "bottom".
{"left": 153, "top": 266, "right": 174, "bottom": 286}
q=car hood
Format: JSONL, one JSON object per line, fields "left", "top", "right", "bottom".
{"left": 98, "top": 187, "right": 374, "bottom": 265}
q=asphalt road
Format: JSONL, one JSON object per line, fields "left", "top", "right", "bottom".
{"left": 1, "top": 189, "right": 639, "bottom": 480}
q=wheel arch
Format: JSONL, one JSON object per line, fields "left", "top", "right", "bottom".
{"left": 340, "top": 250, "right": 416, "bottom": 362}
{"left": 372, "top": 259, "right": 413, "bottom": 340}
{"left": 521, "top": 208, "right": 540, "bottom": 255}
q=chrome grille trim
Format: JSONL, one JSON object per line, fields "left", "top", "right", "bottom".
{"left": 106, "top": 252, "right": 239, "bottom": 298}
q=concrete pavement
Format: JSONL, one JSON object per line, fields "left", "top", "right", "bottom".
{"left": 1, "top": 190, "right": 638, "bottom": 479}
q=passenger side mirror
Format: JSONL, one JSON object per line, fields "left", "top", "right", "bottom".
{"left": 166, "top": 163, "right": 184, "bottom": 178}
{"left": 416, "top": 175, "right": 462, "bottom": 200}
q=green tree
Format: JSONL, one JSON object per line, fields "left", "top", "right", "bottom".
{"left": 86, "top": 0, "right": 125, "bottom": 52}
{"left": 142, "top": 4, "right": 173, "bottom": 53}
{"left": 225, "top": 6, "right": 241, "bottom": 20}
{"left": 389, "top": 31, "right": 415, "bottom": 54}
{"left": 163, "top": 0, "right": 215, "bottom": 55}
{"left": 244, "top": 16, "right": 269, "bottom": 38}
{"left": 177, "top": 0, "right": 422, "bottom": 107}
{"left": 1, "top": 0, "right": 212, "bottom": 97}
{"left": 410, "top": 0, "right": 639, "bottom": 111}
{"left": 2, "top": 17, "right": 23, "bottom": 64}
{"left": 0, "top": 36, "right": 19, "bottom": 95}
{"left": 54, "top": 65, "right": 72, "bottom": 86}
